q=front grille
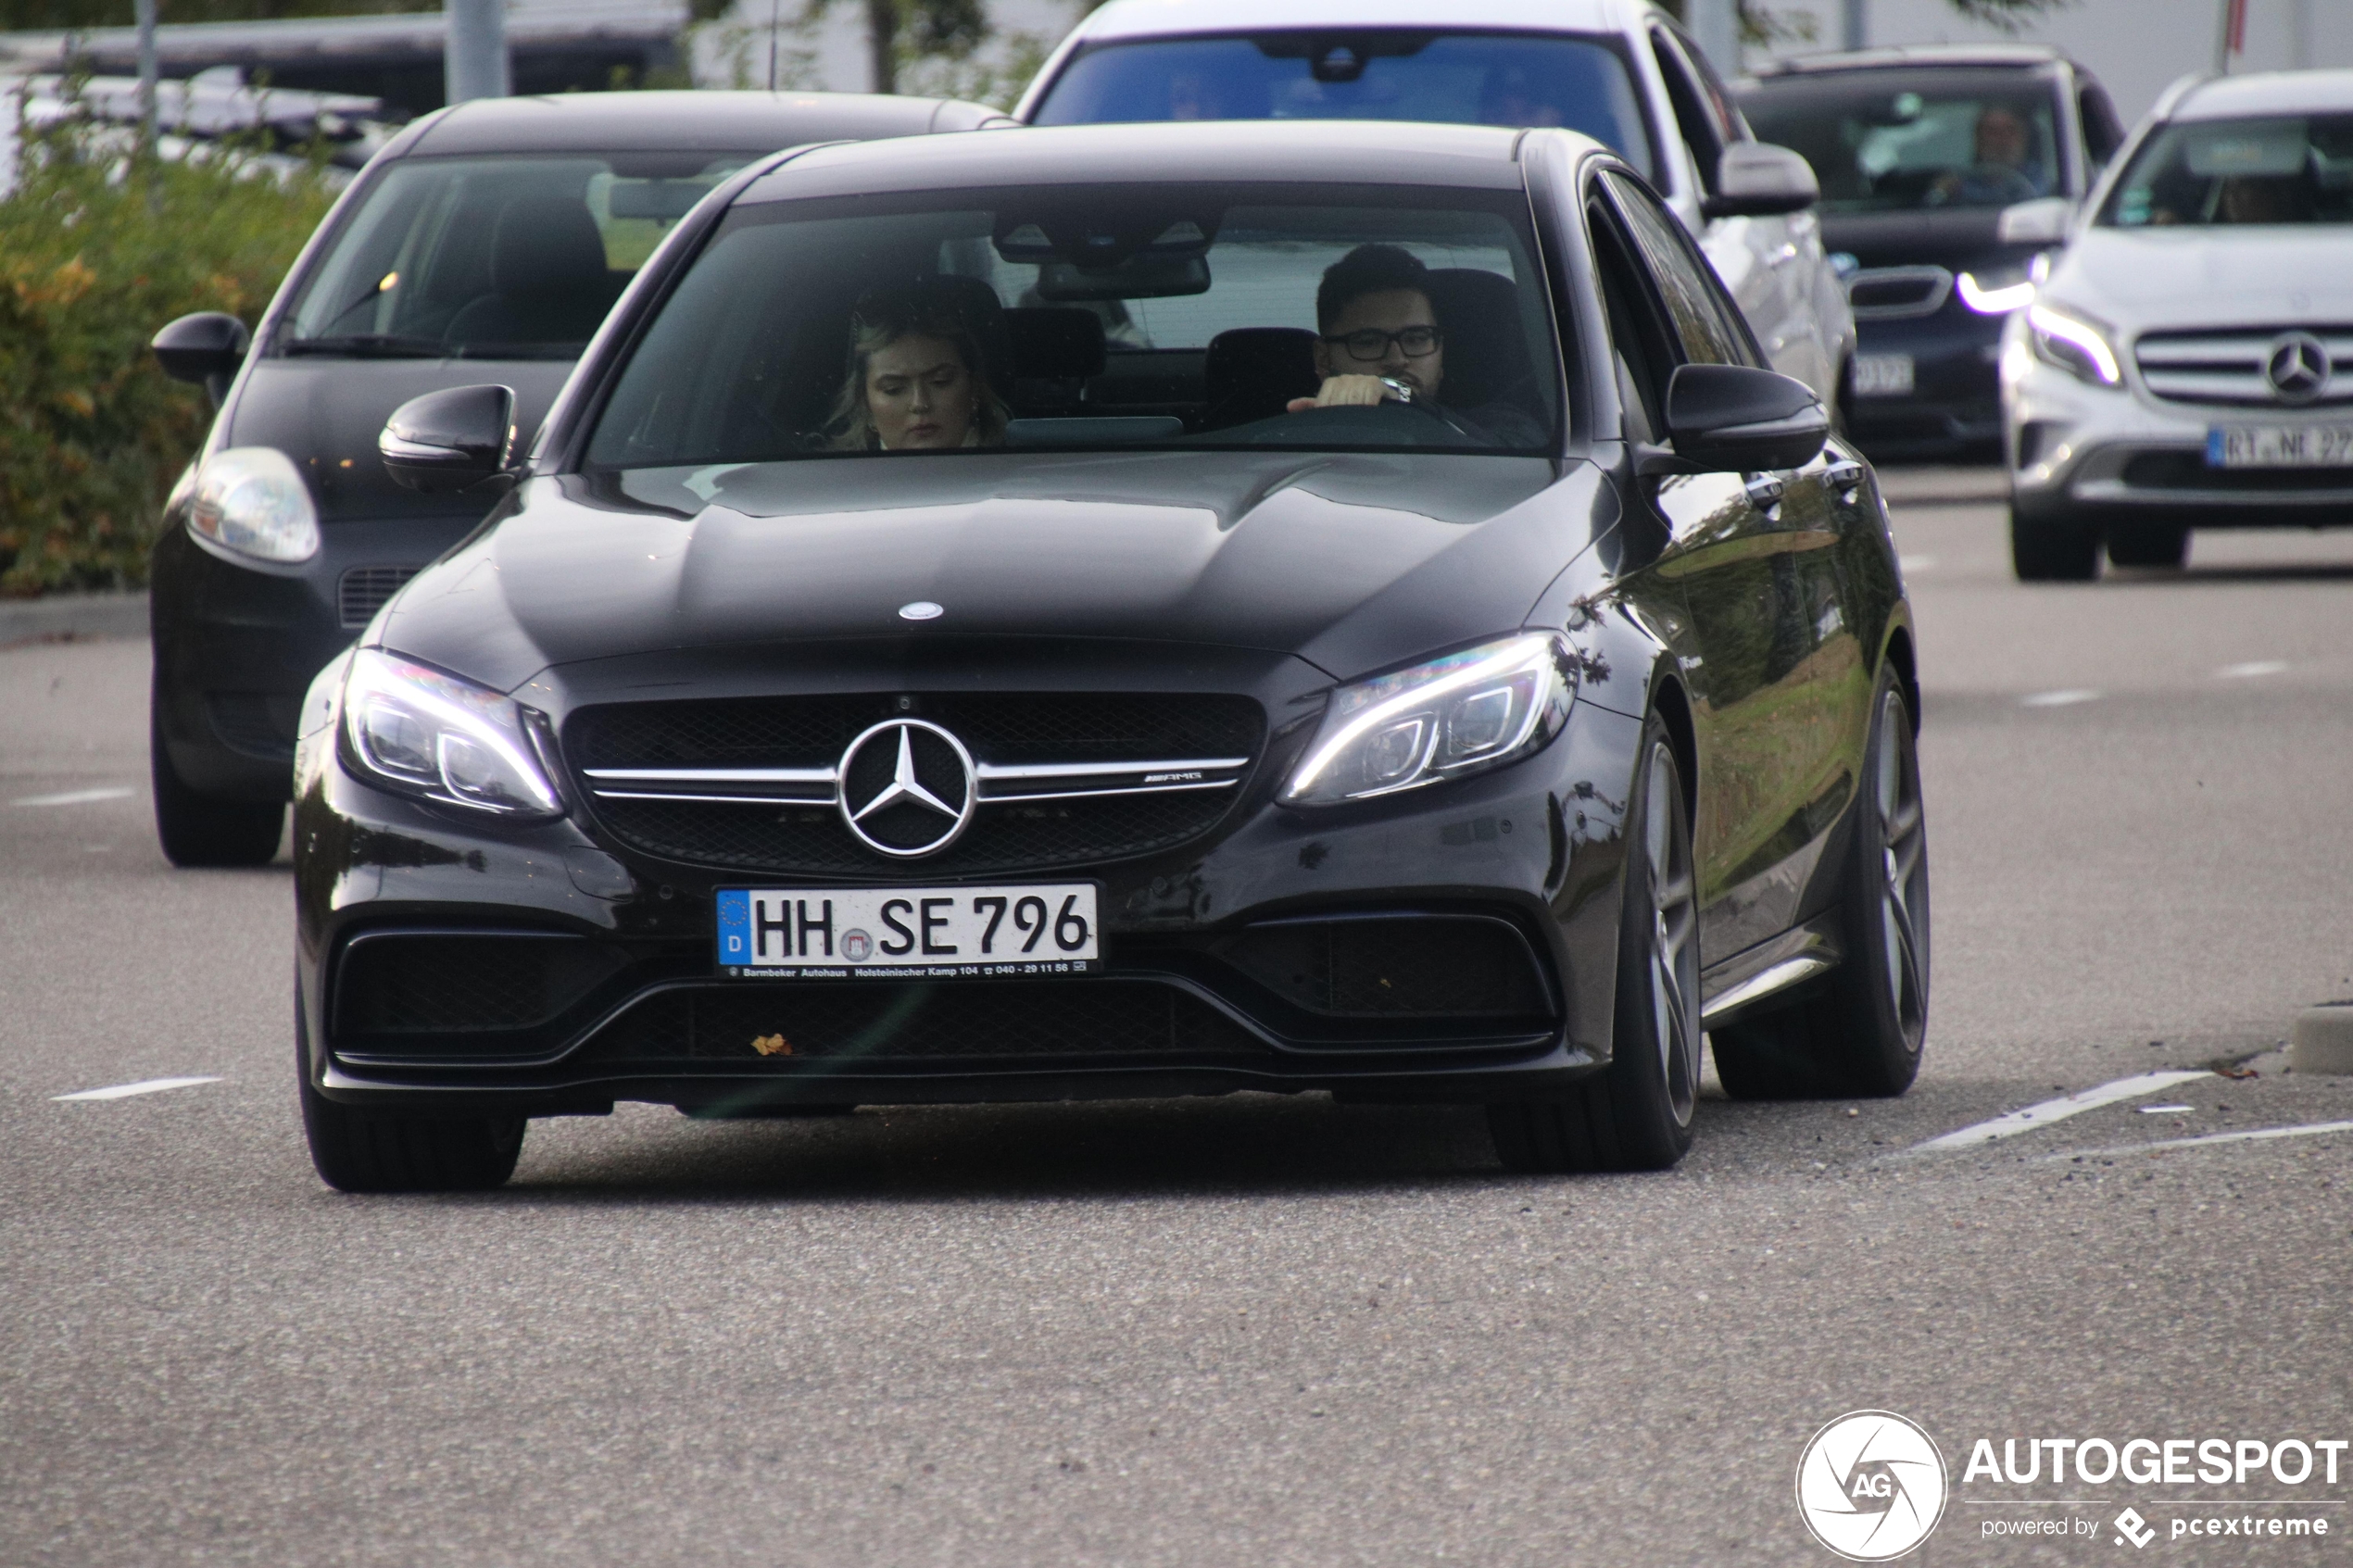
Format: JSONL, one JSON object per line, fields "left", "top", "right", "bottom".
{"left": 2119, "top": 452, "right": 2353, "bottom": 495}
{"left": 2134, "top": 327, "right": 2353, "bottom": 408}
{"left": 588, "top": 978, "right": 1269, "bottom": 1062}
{"left": 338, "top": 565, "right": 421, "bottom": 630}
{"left": 333, "top": 933, "right": 633, "bottom": 1035}
{"left": 205, "top": 691, "right": 297, "bottom": 760}
{"left": 1847, "top": 267, "right": 1952, "bottom": 320}
{"left": 1212, "top": 915, "right": 1552, "bottom": 1019}
{"left": 569, "top": 692, "right": 1265, "bottom": 875}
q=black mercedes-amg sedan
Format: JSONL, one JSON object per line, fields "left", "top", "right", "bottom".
{"left": 147, "top": 89, "right": 1005, "bottom": 868}
{"left": 294, "top": 119, "right": 1930, "bottom": 1191}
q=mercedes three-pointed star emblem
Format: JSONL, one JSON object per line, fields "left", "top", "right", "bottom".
{"left": 2266, "top": 332, "right": 2331, "bottom": 404}
{"left": 836, "top": 718, "right": 977, "bottom": 858}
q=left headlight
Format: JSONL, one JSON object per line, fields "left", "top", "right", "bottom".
{"left": 2027, "top": 302, "right": 2122, "bottom": 388}
{"left": 339, "top": 648, "right": 564, "bottom": 819}
{"left": 184, "top": 446, "right": 321, "bottom": 563}
{"left": 1957, "top": 262, "right": 2036, "bottom": 316}
{"left": 1281, "top": 633, "right": 1575, "bottom": 807}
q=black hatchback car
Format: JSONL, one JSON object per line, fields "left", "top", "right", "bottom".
{"left": 293, "top": 120, "right": 1930, "bottom": 1191}
{"left": 1737, "top": 45, "right": 2125, "bottom": 458}
{"left": 148, "top": 89, "right": 1005, "bottom": 867}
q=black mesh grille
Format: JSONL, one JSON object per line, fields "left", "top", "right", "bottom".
{"left": 589, "top": 979, "right": 1268, "bottom": 1062}
{"left": 569, "top": 693, "right": 1264, "bottom": 874}
{"left": 1214, "top": 917, "right": 1551, "bottom": 1018}
{"left": 338, "top": 566, "right": 421, "bottom": 630}
{"left": 334, "top": 935, "right": 632, "bottom": 1035}
{"left": 2120, "top": 452, "right": 2353, "bottom": 494}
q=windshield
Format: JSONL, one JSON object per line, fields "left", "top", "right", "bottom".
{"left": 1739, "top": 69, "right": 2062, "bottom": 213}
{"left": 1030, "top": 34, "right": 1654, "bottom": 182}
{"left": 585, "top": 182, "right": 1562, "bottom": 471}
{"left": 2098, "top": 114, "right": 2353, "bottom": 227}
{"left": 281, "top": 153, "right": 745, "bottom": 358}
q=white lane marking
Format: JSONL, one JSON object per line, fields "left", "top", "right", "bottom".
{"left": 2047, "top": 1119, "right": 2353, "bottom": 1161}
{"left": 52, "top": 1076, "right": 220, "bottom": 1102}
{"left": 1904, "top": 1071, "right": 2212, "bottom": 1154}
{"left": 2216, "top": 660, "right": 2287, "bottom": 680}
{"left": 2021, "top": 689, "right": 2101, "bottom": 709}
{"left": 11, "top": 786, "right": 134, "bottom": 808}
{"left": 2139, "top": 1103, "right": 2194, "bottom": 1114}
{"left": 1898, "top": 555, "right": 1938, "bottom": 572}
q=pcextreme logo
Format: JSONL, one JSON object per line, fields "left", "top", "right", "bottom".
{"left": 1796, "top": 1411, "right": 1951, "bottom": 1561}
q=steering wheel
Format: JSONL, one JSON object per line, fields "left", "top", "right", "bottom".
{"left": 1222, "top": 395, "right": 1491, "bottom": 447}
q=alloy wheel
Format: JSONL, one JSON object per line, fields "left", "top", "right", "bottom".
{"left": 1645, "top": 746, "right": 1701, "bottom": 1126}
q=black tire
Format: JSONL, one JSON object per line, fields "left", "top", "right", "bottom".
{"left": 151, "top": 688, "right": 283, "bottom": 867}
{"left": 1712, "top": 670, "right": 1930, "bottom": 1099}
{"left": 1489, "top": 718, "right": 1700, "bottom": 1173}
{"left": 2106, "top": 521, "right": 2189, "bottom": 569}
{"left": 298, "top": 999, "right": 524, "bottom": 1192}
{"left": 2008, "top": 500, "right": 2101, "bottom": 582}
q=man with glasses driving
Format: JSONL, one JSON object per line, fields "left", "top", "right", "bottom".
{"left": 1285, "top": 244, "right": 1539, "bottom": 444}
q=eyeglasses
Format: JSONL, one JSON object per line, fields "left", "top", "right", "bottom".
{"left": 1323, "top": 325, "right": 1442, "bottom": 362}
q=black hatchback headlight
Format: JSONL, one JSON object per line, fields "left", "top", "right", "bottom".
{"left": 1280, "top": 633, "right": 1575, "bottom": 806}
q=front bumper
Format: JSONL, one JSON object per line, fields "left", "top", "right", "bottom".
{"left": 2005, "top": 327, "right": 2353, "bottom": 527}
{"left": 1843, "top": 306, "right": 2007, "bottom": 457}
{"left": 295, "top": 678, "right": 1644, "bottom": 1114}
{"left": 151, "top": 516, "right": 480, "bottom": 802}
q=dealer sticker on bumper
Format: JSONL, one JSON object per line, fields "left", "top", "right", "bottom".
{"left": 717, "top": 884, "right": 1101, "bottom": 978}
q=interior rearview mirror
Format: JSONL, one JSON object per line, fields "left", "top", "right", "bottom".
{"left": 1703, "top": 143, "right": 1819, "bottom": 220}
{"left": 379, "top": 384, "right": 517, "bottom": 494}
{"left": 150, "top": 311, "right": 251, "bottom": 403}
{"left": 1659, "top": 363, "right": 1829, "bottom": 473}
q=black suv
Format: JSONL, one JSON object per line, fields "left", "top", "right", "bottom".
{"left": 148, "top": 90, "right": 1004, "bottom": 866}
{"left": 1737, "top": 45, "right": 2125, "bottom": 458}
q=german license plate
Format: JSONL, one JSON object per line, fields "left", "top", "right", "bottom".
{"left": 2208, "top": 424, "right": 2353, "bottom": 468}
{"left": 716, "top": 884, "right": 1101, "bottom": 977}
{"left": 1853, "top": 353, "right": 1915, "bottom": 397}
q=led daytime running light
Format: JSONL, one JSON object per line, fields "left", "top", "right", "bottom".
{"left": 2028, "top": 303, "right": 2121, "bottom": 387}
{"left": 341, "top": 649, "right": 562, "bottom": 817}
{"left": 1957, "top": 271, "right": 2035, "bottom": 315}
{"left": 1284, "top": 633, "right": 1570, "bottom": 805}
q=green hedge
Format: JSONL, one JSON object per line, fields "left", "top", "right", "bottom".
{"left": 0, "top": 125, "right": 335, "bottom": 595}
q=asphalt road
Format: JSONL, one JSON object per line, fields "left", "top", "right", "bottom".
{"left": 5, "top": 470, "right": 2351, "bottom": 1566}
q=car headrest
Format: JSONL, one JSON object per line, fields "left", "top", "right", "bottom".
{"left": 924, "top": 273, "right": 1014, "bottom": 395}
{"left": 490, "top": 195, "right": 610, "bottom": 300}
{"left": 1006, "top": 307, "right": 1107, "bottom": 380}
{"left": 1423, "top": 269, "right": 1533, "bottom": 412}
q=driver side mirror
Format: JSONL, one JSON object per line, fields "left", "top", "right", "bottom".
{"left": 151, "top": 311, "right": 250, "bottom": 405}
{"left": 1658, "top": 363, "right": 1828, "bottom": 473}
{"left": 1702, "top": 143, "right": 1819, "bottom": 220}
{"left": 379, "top": 384, "right": 517, "bottom": 493}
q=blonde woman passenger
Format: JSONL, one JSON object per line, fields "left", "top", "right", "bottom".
{"left": 824, "top": 281, "right": 1011, "bottom": 452}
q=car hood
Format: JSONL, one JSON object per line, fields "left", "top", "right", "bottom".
{"left": 2050, "top": 228, "right": 2353, "bottom": 330}
{"left": 376, "top": 450, "right": 1598, "bottom": 693}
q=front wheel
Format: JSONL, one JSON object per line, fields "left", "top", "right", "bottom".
{"left": 151, "top": 686, "right": 283, "bottom": 867}
{"left": 1489, "top": 718, "right": 1699, "bottom": 1173}
{"left": 2009, "top": 499, "right": 2101, "bottom": 582}
{"left": 1713, "top": 670, "right": 1930, "bottom": 1098}
{"left": 2107, "top": 521, "right": 2189, "bottom": 569}
{"left": 298, "top": 997, "right": 524, "bottom": 1192}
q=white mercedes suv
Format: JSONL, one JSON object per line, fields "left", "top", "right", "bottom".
{"left": 2003, "top": 69, "right": 2353, "bottom": 579}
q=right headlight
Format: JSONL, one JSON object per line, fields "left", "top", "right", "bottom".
{"left": 2026, "top": 302, "right": 2121, "bottom": 388}
{"left": 339, "top": 648, "right": 564, "bottom": 819}
{"left": 1281, "top": 633, "right": 1575, "bottom": 806}
{"left": 183, "top": 445, "right": 321, "bottom": 563}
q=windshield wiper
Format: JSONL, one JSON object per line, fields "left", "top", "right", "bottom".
{"left": 281, "top": 333, "right": 449, "bottom": 358}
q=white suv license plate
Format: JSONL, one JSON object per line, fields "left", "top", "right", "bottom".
{"left": 2208, "top": 424, "right": 2353, "bottom": 469}
{"left": 717, "top": 884, "right": 1101, "bottom": 978}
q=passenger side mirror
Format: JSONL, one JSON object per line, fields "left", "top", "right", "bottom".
{"left": 1997, "top": 197, "right": 2075, "bottom": 245}
{"left": 1660, "top": 363, "right": 1828, "bottom": 473}
{"left": 379, "top": 384, "right": 517, "bottom": 493}
{"left": 151, "top": 311, "right": 250, "bottom": 403}
{"left": 1702, "top": 143, "right": 1818, "bottom": 220}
